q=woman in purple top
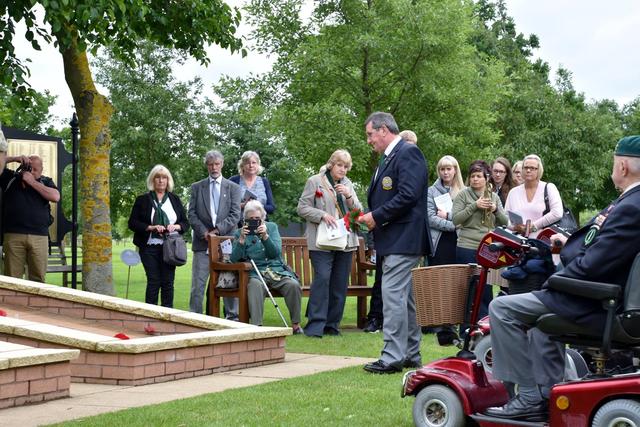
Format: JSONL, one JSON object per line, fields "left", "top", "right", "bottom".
{"left": 229, "top": 151, "right": 275, "bottom": 218}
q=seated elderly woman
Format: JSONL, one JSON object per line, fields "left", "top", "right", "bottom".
{"left": 229, "top": 200, "right": 303, "bottom": 333}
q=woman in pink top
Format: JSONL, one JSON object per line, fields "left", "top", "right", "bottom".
{"left": 504, "top": 154, "right": 563, "bottom": 238}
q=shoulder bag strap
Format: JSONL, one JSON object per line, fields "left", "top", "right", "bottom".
{"left": 542, "top": 183, "right": 550, "bottom": 216}
{"left": 320, "top": 175, "right": 345, "bottom": 217}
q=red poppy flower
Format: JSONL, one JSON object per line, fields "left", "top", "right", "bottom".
{"left": 144, "top": 324, "right": 156, "bottom": 335}
{"left": 0, "top": 309, "right": 6, "bottom": 317}
{"left": 344, "top": 208, "right": 368, "bottom": 233}
{"left": 315, "top": 188, "right": 323, "bottom": 198}
{"left": 114, "top": 332, "right": 130, "bottom": 340}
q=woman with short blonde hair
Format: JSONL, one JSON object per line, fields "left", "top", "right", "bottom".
{"left": 297, "top": 149, "right": 362, "bottom": 337}
{"left": 129, "top": 164, "right": 188, "bottom": 308}
{"left": 146, "top": 165, "right": 175, "bottom": 192}
{"left": 322, "top": 149, "right": 352, "bottom": 173}
{"left": 230, "top": 150, "right": 275, "bottom": 217}
{"left": 505, "top": 154, "right": 562, "bottom": 238}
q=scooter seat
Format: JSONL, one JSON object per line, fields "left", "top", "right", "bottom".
{"left": 537, "top": 313, "right": 640, "bottom": 347}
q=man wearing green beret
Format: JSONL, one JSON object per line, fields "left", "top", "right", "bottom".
{"left": 484, "top": 135, "right": 640, "bottom": 421}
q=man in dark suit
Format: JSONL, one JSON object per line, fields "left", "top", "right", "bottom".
{"left": 360, "top": 112, "right": 429, "bottom": 374}
{"left": 485, "top": 135, "right": 640, "bottom": 421}
{"left": 188, "top": 150, "right": 242, "bottom": 315}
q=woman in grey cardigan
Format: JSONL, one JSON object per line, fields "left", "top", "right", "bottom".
{"left": 427, "top": 155, "right": 465, "bottom": 266}
{"left": 297, "top": 149, "right": 362, "bottom": 337}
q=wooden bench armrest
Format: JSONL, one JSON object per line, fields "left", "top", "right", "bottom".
{"left": 211, "top": 261, "right": 252, "bottom": 272}
{"left": 357, "top": 260, "right": 375, "bottom": 270}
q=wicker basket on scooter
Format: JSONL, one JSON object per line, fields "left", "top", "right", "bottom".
{"left": 412, "top": 264, "right": 481, "bottom": 327}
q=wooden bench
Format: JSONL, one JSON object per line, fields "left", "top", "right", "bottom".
{"left": 207, "top": 235, "right": 375, "bottom": 328}
{"left": 47, "top": 241, "right": 82, "bottom": 287}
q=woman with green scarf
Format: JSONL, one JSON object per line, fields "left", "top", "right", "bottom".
{"left": 128, "top": 165, "right": 189, "bottom": 307}
{"left": 297, "top": 149, "right": 362, "bottom": 337}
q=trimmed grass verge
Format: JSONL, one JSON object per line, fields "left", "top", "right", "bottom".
{"left": 46, "top": 241, "right": 457, "bottom": 427}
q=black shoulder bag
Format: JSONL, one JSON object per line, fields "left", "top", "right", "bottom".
{"left": 543, "top": 184, "right": 578, "bottom": 233}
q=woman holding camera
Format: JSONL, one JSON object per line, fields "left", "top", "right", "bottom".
{"left": 453, "top": 160, "right": 507, "bottom": 318}
{"left": 297, "top": 149, "right": 362, "bottom": 337}
{"left": 128, "top": 165, "right": 188, "bottom": 308}
{"left": 230, "top": 200, "right": 302, "bottom": 332}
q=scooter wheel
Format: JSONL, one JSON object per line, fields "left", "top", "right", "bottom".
{"left": 592, "top": 399, "right": 640, "bottom": 427}
{"left": 472, "top": 336, "right": 493, "bottom": 373}
{"left": 413, "top": 384, "right": 465, "bottom": 427}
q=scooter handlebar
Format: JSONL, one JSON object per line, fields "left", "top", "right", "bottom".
{"left": 488, "top": 242, "right": 505, "bottom": 252}
{"left": 489, "top": 241, "right": 539, "bottom": 256}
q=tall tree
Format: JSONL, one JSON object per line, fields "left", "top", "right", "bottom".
{"left": 245, "top": 0, "right": 506, "bottom": 186}
{"left": 622, "top": 97, "right": 640, "bottom": 135}
{"left": 208, "top": 76, "right": 307, "bottom": 225}
{"left": 95, "top": 42, "right": 212, "bottom": 230}
{"left": 472, "top": 1, "right": 622, "bottom": 219}
{"left": 2, "top": 1, "right": 243, "bottom": 294}
{"left": 0, "top": 86, "right": 56, "bottom": 133}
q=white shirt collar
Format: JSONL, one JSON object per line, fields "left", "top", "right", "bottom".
{"left": 384, "top": 135, "right": 402, "bottom": 157}
{"left": 209, "top": 176, "right": 222, "bottom": 184}
{"left": 622, "top": 180, "right": 640, "bottom": 195}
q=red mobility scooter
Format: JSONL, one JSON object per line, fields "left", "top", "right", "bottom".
{"left": 470, "top": 226, "right": 580, "bottom": 377}
{"left": 402, "top": 227, "right": 640, "bottom": 427}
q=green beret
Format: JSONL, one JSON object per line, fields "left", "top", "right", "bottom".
{"left": 615, "top": 136, "right": 640, "bottom": 157}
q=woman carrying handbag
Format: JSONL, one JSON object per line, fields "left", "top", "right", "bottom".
{"left": 297, "top": 149, "right": 362, "bottom": 337}
{"left": 128, "top": 165, "right": 189, "bottom": 308}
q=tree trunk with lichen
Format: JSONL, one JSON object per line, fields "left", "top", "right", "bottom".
{"left": 61, "top": 39, "right": 115, "bottom": 296}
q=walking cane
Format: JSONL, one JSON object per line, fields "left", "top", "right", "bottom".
{"left": 249, "top": 258, "right": 289, "bottom": 328}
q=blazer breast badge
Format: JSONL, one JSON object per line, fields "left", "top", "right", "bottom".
{"left": 382, "top": 176, "right": 393, "bottom": 190}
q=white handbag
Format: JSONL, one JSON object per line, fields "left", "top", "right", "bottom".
{"left": 316, "top": 221, "right": 348, "bottom": 250}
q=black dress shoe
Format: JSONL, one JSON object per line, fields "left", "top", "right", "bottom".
{"left": 323, "top": 327, "right": 341, "bottom": 336}
{"left": 484, "top": 395, "right": 548, "bottom": 421}
{"left": 363, "top": 360, "right": 402, "bottom": 374}
{"left": 403, "top": 359, "right": 422, "bottom": 369}
{"left": 363, "top": 318, "right": 382, "bottom": 333}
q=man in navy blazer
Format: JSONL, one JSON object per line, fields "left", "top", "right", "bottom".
{"left": 485, "top": 136, "right": 640, "bottom": 421}
{"left": 188, "top": 150, "right": 242, "bottom": 316}
{"left": 360, "top": 112, "right": 429, "bottom": 374}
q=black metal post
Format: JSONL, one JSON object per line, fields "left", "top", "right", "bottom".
{"left": 70, "top": 114, "right": 79, "bottom": 289}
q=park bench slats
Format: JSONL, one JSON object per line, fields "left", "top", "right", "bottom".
{"left": 207, "top": 234, "right": 374, "bottom": 328}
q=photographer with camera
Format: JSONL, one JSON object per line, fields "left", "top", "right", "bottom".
{"left": 0, "top": 125, "right": 8, "bottom": 172}
{"left": 230, "top": 200, "right": 303, "bottom": 333}
{"left": 1, "top": 154, "right": 60, "bottom": 282}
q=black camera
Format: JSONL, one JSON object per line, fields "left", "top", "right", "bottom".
{"left": 246, "top": 219, "right": 261, "bottom": 235}
{"left": 16, "top": 163, "right": 32, "bottom": 174}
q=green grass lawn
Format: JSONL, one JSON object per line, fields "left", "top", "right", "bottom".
{"left": 47, "top": 241, "right": 457, "bottom": 427}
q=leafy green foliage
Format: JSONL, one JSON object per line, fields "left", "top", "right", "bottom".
{"left": 471, "top": 1, "right": 622, "bottom": 219}
{"left": 0, "top": 86, "right": 56, "bottom": 133}
{"left": 2, "top": 1, "right": 244, "bottom": 92}
{"left": 95, "top": 42, "right": 213, "bottom": 226}
{"left": 245, "top": 0, "right": 506, "bottom": 188}
{"left": 208, "top": 76, "right": 307, "bottom": 225}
